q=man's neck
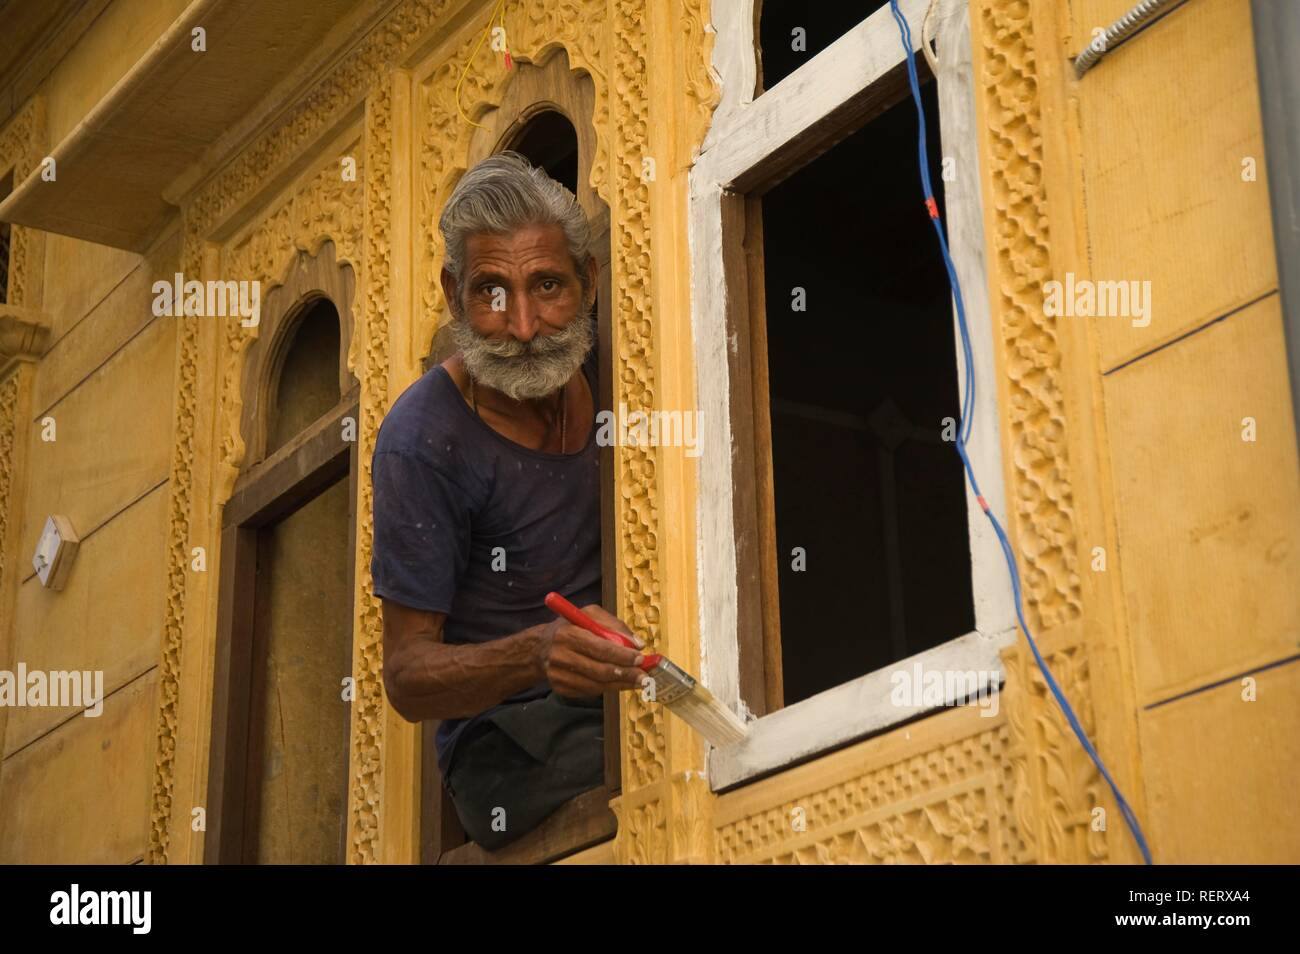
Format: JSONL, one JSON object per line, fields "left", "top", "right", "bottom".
{"left": 444, "top": 353, "right": 566, "bottom": 422}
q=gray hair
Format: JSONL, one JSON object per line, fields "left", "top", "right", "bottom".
{"left": 439, "top": 150, "right": 593, "bottom": 315}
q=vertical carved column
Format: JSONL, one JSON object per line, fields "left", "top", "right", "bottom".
{"left": 0, "top": 369, "right": 33, "bottom": 727}
{"left": 0, "top": 99, "right": 48, "bottom": 653}
{"left": 0, "top": 372, "right": 17, "bottom": 594}
{"left": 606, "top": 0, "right": 669, "bottom": 863}
{"left": 148, "top": 226, "right": 204, "bottom": 864}
{"left": 347, "top": 83, "right": 394, "bottom": 865}
{"left": 970, "top": 0, "right": 1115, "bottom": 864}
{"left": 607, "top": 0, "right": 723, "bottom": 865}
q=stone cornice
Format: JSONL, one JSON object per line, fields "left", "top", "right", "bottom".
{"left": 0, "top": 303, "right": 51, "bottom": 376}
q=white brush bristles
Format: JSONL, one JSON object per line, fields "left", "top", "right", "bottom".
{"left": 668, "top": 684, "right": 749, "bottom": 747}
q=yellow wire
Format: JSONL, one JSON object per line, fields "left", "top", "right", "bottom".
{"left": 455, "top": 0, "right": 509, "bottom": 131}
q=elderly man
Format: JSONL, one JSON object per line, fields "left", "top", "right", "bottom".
{"left": 371, "top": 151, "right": 644, "bottom": 852}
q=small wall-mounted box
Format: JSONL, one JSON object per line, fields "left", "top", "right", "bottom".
{"left": 32, "top": 514, "right": 79, "bottom": 590}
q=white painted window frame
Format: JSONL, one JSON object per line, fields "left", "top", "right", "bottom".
{"left": 689, "top": 0, "right": 1018, "bottom": 790}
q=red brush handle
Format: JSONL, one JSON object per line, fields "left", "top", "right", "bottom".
{"left": 544, "top": 591, "right": 661, "bottom": 668}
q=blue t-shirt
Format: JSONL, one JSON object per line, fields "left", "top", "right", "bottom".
{"left": 369, "top": 349, "right": 602, "bottom": 778}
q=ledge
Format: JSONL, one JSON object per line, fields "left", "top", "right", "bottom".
{"left": 0, "top": 302, "right": 52, "bottom": 376}
{"left": 0, "top": 0, "right": 364, "bottom": 253}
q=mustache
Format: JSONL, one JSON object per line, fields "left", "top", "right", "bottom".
{"left": 451, "top": 313, "right": 595, "bottom": 401}
{"left": 468, "top": 321, "right": 588, "bottom": 357}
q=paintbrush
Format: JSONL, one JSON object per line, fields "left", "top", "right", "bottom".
{"left": 544, "top": 591, "right": 749, "bottom": 747}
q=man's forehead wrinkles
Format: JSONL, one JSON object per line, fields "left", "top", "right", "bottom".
{"left": 468, "top": 252, "right": 573, "bottom": 280}
{"left": 468, "top": 264, "right": 568, "bottom": 284}
{"left": 470, "top": 245, "right": 567, "bottom": 266}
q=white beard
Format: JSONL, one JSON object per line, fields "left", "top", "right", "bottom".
{"left": 451, "top": 308, "right": 595, "bottom": 401}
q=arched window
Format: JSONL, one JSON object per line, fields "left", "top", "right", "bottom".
{"left": 266, "top": 298, "right": 343, "bottom": 453}
{"left": 208, "top": 245, "right": 359, "bottom": 864}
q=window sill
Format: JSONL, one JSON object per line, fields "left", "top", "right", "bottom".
{"left": 435, "top": 785, "right": 616, "bottom": 865}
{"left": 707, "top": 627, "right": 1016, "bottom": 791}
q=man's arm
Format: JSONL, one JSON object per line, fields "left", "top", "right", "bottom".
{"left": 382, "top": 599, "right": 647, "bottom": 723}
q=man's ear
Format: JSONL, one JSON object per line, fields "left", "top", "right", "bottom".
{"left": 583, "top": 257, "right": 599, "bottom": 310}
{"left": 440, "top": 267, "right": 461, "bottom": 319}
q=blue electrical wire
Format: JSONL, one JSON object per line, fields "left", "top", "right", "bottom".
{"left": 888, "top": 0, "right": 1153, "bottom": 865}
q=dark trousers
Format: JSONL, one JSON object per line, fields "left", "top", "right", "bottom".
{"left": 445, "top": 692, "right": 604, "bottom": 851}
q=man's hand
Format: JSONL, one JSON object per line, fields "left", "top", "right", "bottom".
{"left": 537, "top": 604, "right": 647, "bottom": 697}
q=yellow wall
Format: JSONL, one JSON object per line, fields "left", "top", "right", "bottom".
{"left": 0, "top": 226, "right": 180, "bottom": 862}
{"left": 0, "top": 0, "right": 1295, "bottom": 865}
{"left": 1075, "top": 0, "right": 1300, "bottom": 862}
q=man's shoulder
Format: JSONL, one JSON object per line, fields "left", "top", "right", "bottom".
{"left": 375, "top": 363, "right": 472, "bottom": 462}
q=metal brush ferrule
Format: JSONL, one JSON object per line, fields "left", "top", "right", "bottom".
{"left": 646, "top": 657, "right": 696, "bottom": 704}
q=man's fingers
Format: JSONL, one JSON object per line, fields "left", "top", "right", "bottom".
{"left": 549, "top": 645, "right": 645, "bottom": 691}
{"left": 559, "top": 626, "right": 643, "bottom": 666}
{"left": 579, "top": 604, "right": 645, "bottom": 649}
{"left": 552, "top": 677, "right": 605, "bottom": 698}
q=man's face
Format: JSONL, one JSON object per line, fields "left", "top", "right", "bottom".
{"left": 445, "top": 222, "right": 596, "bottom": 401}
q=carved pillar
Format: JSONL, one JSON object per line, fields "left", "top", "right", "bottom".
{"left": 970, "top": 0, "right": 1146, "bottom": 864}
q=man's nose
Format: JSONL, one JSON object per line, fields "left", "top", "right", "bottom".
{"left": 504, "top": 289, "right": 541, "bottom": 343}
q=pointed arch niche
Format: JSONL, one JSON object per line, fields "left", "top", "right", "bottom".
{"left": 419, "top": 49, "right": 619, "bottom": 865}
{"left": 206, "top": 242, "right": 361, "bottom": 863}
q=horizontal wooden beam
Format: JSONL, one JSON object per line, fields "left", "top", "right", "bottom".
{"left": 223, "top": 393, "right": 357, "bottom": 529}
{"left": 437, "top": 786, "right": 617, "bottom": 866}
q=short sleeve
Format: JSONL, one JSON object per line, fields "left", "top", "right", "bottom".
{"left": 370, "top": 449, "right": 472, "bottom": 614}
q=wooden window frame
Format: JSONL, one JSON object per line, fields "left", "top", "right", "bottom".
{"left": 690, "top": 0, "right": 1018, "bottom": 790}
{"left": 206, "top": 389, "right": 360, "bottom": 863}
{"left": 418, "top": 50, "right": 619, "bottom": 865}
{"left": 206, "top": 252, "right": 359, "bottom": 863}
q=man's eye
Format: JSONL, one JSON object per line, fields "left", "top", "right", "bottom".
{"left": 540, "top": 279, "right": 559, "bottom": 292}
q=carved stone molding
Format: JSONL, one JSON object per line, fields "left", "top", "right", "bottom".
{"left": 610, "top": 790, "right": 668, "bottom": 865}
{"left": 0, "top": 371, "right": 19, "bottom": 618}
{"left": 347, "top": 82, "right": 393, "bottom": 864}
{"left": 216, "top": 155, "right": 364, "bottom": 503}
{"left": 971, "top": 0, "right": 1082, "bottom": 634}
{"left": 969, "top": 0, "right": 1100, "bottom": 865}
{"left": 1001, "top": 630, "right": 1108, "bottom": 864}
{"left": 0, "top": 95, "right": 47, "bottom": 314}
{"left": 716, "top": 721, "right": 1019, "bottom": 864}
{"left": 0, "top": 305, "right": 52, "bottom": 377}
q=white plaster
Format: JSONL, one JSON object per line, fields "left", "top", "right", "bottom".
{"left": 698, "top": 0, "right": 757, "bottom": 157}
{"left": 933, "top": 0, "right": 1017, "bottom": 639}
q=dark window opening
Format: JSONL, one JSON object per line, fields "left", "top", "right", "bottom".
{"left": 759, "top": 0, "right": 893, "bottom": 91}
{"left": 268, "top": 298, "right": 342, "bottom": 454}
{"left": 760, "top": 79, "right": 974, "bottom": 707}
{"left": 510, "top": 110, "right": 579, "bottom": 194}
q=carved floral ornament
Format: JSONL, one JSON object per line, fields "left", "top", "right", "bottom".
{"left": 215, "top": 154, "right": 364, "bottom": 501}
{"left": 0, "top": 96, "right": 50, "bottom": 356}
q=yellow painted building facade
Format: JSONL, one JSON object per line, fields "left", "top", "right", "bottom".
{"left": 0, "top": 0, "right": 1296, "bottom": 864}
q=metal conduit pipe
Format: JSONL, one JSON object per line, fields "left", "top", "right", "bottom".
{"left": 1073, "top": 0, "right": 1193, "bottom": 78}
